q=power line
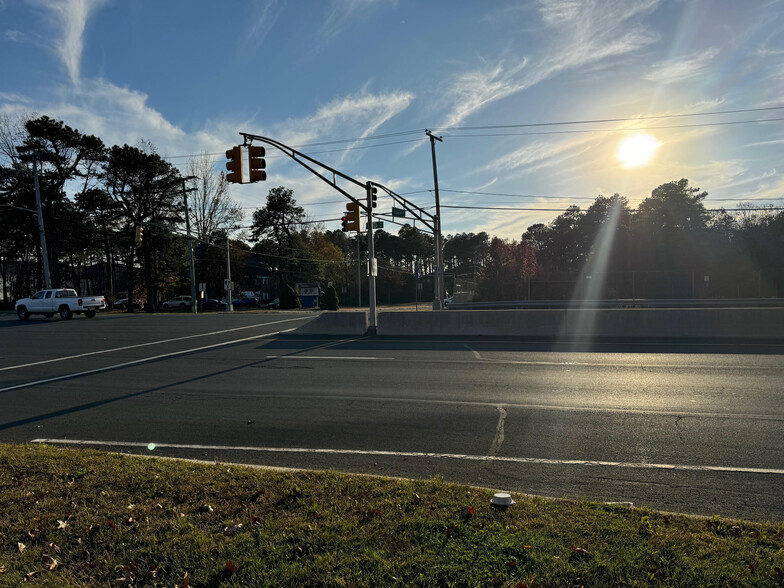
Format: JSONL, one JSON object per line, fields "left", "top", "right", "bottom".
{"left": 436, "top": 189, "right": 784, "bottom": 203}
{"left": 441, "top": 204, "right": 784, "bottom": 213}
{"left": 432, "top": 106, "right": 784, "bottom": 132}
{"left": 165, "top": 137, "right": 425, "bottom": 163}
{"left": 164, "top": 106, "right": 784, "bottom": 163}
{"left": 442, "top": 117, "right": 784, "bottom": 139}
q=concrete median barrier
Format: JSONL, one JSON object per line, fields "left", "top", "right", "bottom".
{"left": 565, "top": 307, "right": 784, "bottom": 339}
{"left": 377, "top": 309, "right": 566, "bottom": 337}
{"left": 293, "top": 311, "right": 369, "bottom": 335}
{"left": 375, "top": 307, "right": 784, "bottom": 339}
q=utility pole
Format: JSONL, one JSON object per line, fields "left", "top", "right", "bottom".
{"left": 356, "top": 234, "right": 362, "bottom": 307}
{"left": 18, "top": 152, "right": 52, "bottom": 288}
{"left": 180, "top": 176, "right": 198, "bottom": 314}
{"left": 366, "top": 182, "right": 377, "bottom": 333}
{"left": 426, "top": 130, "right": 444, "bottom": 310}
{"left": 226, "top": 235, "right": 233, "bottom": 312}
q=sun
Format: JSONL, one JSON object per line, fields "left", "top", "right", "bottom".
{"left": 616, "top": 133, "right": 660, "bottom": 167}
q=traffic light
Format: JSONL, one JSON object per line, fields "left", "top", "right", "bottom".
{"left": 248, "top": 145, "right": 266, "bottom": 182}
{"left": 134, "top": 225, "right": 143, "bottom": 247}
{"left": 342, "top": 201, "right": 360, "bottom": 232}
{"left": 370, "top": 185, "right": 378, "bottom": 208}
{"left": 225, "top": 146, "right": 243, "bottom": 184}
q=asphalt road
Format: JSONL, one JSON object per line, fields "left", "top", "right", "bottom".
{"left": 1, "top": 310, "right": 783, "bottom": 521}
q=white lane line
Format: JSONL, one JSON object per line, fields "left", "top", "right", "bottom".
{"left": 464, "top": 344, "right": 482, "bottom": 360}
{"left": 489, "top": 406, "right": 507, "bottom": 456}
{"left": 0, "top": 316, "right": 314, "bottom": 372}
{"left": 265, "top": 356, "right": 394, "bottom": 361}
{"left": 149, "top": 391, "right": 784, "bottom": 422}
{"left": 0, "top": 328, "right": 297, "bottom": 393}
{"left": 32, "top": 438, "right": 784, "bottom": 476}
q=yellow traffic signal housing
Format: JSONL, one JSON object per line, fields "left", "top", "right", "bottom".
{"left": 344, "top": 201, "right": 361, "bottom": 232}
{"left": 225, "top": 146, "right": 243, "bottom": 184}
{"left": 248, "top": 145, "right": 266, "bottom": 182}
{"left": 134, "top": 225, "right": 143, "bottom": 247}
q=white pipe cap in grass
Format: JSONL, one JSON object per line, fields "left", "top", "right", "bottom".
{"left": 491, "top": 492, "right": 515, "bottom": 506}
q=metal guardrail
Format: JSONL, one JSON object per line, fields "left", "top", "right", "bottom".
{"left": 446, "top": 298, "right": 784, "bottom": 310}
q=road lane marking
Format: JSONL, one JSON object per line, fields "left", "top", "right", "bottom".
{"left": 0, "top": 316, "right": 314, "bottom": 372}
{"left": 0, "top": 328, "right": 299, "bottom": 393}
{"left": 489, "top": 405, "right": 507, "bottom": 456}
{"left": 265, "top": 356, "right": 394, "bottom": 360}
{"left": 464, "top": 344, "right": 482, "bottom": 359}
{"left": 32, "top": 438, "right": 784, "bottom": 476}
{"left": 145, "top": 391, "right": 784, "bottom": 422}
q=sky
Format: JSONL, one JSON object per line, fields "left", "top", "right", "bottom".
{"left": 1, "top": 0, "right": 783, "bottom": 240}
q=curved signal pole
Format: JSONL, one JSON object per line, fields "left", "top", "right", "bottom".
{"left": 237, "top": 132, "right": 441, "bottom": 332}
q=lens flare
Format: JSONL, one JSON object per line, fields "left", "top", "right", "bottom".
{"left": 616, "top": 134, "right": 660, "bottom": 167}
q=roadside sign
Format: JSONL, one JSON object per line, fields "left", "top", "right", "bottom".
{"left": 224, "top": 279, "right": 232, "bottom": 290}
{"left": 373, "top": 221, "right": 384, "bottom": 229}
{"left": 392, "top": 207, "right": 405, "bottom": 218}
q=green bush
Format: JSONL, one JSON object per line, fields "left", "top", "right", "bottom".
{"left": 323, "top": 284, "right": 340, "bottom": 310}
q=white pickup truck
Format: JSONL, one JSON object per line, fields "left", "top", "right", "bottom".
{"left": 15, "top": 288, "right": 107, "bottom": 320}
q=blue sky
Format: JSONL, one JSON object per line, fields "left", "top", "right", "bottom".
{"left": 2, "top": 0, "right": 783, "bottom": 239}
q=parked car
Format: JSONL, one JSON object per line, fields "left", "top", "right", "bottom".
{"left": 113, "top": 298, "right": 143, "bottom": 310}
{"left": 232, "top": 297, "right": 258, "bottom": 308}
{"left": 264, "top": 298, "right": 280, "bottom": 309}
{"left": 198, "top": 298, "right": 221, "bottom": 310}
{"left": 16, "top": 288, "right": 106, "bottom": 320}
{"left": 161, "top": 295, "right": 193, "bottom": 309}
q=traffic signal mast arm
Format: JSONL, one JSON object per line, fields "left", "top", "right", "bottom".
{"left": 238, "top": 132, "right": 434, "bottom": 231}
{"left": 239, "top": 132, "right": 369, "bottom": 210}
{"left": 371, "top": 183, "right": 436, "bottom": 233}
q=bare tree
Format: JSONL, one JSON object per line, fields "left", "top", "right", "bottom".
{"left": 0, "top": 111, "right": 33, "bottom": 165}
{"left": 186, "top": 153, "right": 244, "bottom": 243}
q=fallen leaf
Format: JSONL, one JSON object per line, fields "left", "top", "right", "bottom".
{"left": 524, "top": 545, "right": 533, "bottom": 549}
{"left": 57, "top": 520, "right": 67, "bottom": 529}
{"left": 104, "top": 518, "right": 116, "bottom": 529}
{"left": 180, "top": 571, "right": 190, "bottom": 587}
{"left": 18, "top": 542, "right": 26, "bottom": 553}
{"left": 251, "top": 515, "right": 261, "bottom": 526}
{"left": 571, "top": 546, "right": 589, "bottom": 554}
{"left": 42, "top": 555, "right": 58, "bottom": 571}
{"left": 507, "top": 560, "right": 516, "bottom": 567}
{"left": 47, "top": 543, "right": 61, "bottom": 553}
{"left": 445, "top": 524, "right": 456, "bottom": 537}
{"left": 223, "top": 523, "right": 243, "bottom": 536}
{"left": 199, "top": 504, "right": 214, "bottom": 514}
{"left": 225, "top": 560, "right": 236, "bottom": 574}
{"left": 0, "top": 566, "right": 7, "bottom": 573}
{"left": 23, "top": 571, "right": 38, "bottom": 581}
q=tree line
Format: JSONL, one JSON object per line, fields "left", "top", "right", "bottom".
{"left": 2, "top": 113, "right": 782, "bottom": 308}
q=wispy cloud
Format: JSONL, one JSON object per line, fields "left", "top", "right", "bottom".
{"left": 34, "top": 0, "right": 106, "bottom": 85}
{"left": 428, "top": 0, "right": 659, "bottom": 136}
{"left": 644, "top": 47, "right": 720, "bottom": 84}
{"left": 272, "top": 88, "right": 414, "bottom": 165}
{"left": 321, "top": 0, "right": 396, "bottom": 43}
{"left": 244, "top": 0, "right": 285, "bottom": 48}
{"left": 742, "top": 138, "right": 784, "bottom": 149}
{"left": 4, "top": 29, "right": 26, "bottom": 42}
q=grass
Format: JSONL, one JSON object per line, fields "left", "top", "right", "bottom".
{"left": 0, "top": 444, "right": 782, "bottom": 587}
